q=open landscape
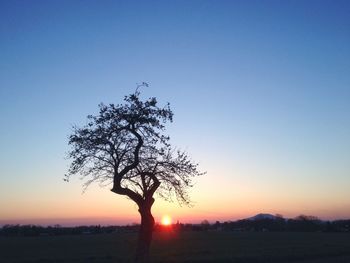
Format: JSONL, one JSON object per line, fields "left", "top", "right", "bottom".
{"left": 1, "top": 1, "right": 350, "bottom": 263}
{"left": 2, "top": 231, "right": 350, "bottom": 263}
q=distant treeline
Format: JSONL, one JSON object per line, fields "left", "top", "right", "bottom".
{"left": 0, "top": 224, "right": 138, "bottom": 237}
{"left": 191, "top": 216, "right": 350, "bottom": 233}
{"left": 1, "top": 216, "right": 350, "bottom": 237}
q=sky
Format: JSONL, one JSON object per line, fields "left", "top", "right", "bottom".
{"left": 0, "top": 0, "right": 349, "bottom": 226}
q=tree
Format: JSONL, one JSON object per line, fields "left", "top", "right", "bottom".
{"left": 65, "top": 88, "right": 203, "bottom": 263}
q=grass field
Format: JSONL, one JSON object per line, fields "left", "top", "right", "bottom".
{"left": 1, "top": 231, "right": 350, "bottom": 263}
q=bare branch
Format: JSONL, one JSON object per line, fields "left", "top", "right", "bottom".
{"left": 66, "top": 90, "right": 203, "bottom": 209}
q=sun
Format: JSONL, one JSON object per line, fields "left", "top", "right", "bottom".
{"left": 161, "top": 215, "right": 172, "bottom": 226}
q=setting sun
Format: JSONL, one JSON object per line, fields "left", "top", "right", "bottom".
{"left": 161, "top": 215, "right": 172, "bottom": 226}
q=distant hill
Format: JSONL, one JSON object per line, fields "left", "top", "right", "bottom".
{"left": 246, "top": 213, "right": 281, "bottom": 221}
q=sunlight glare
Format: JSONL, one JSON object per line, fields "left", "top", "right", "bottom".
{"left": 161, "top": 215, "right": 172, "bottom": 226}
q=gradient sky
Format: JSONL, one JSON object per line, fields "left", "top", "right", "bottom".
{"left": 1, "top": 0, "right": 349, "bottom": 226}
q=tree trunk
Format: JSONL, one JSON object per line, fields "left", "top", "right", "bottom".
{"left": 135, "top": 198, "right": 155, "bottom": 263}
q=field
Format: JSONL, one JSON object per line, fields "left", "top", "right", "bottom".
{"left": 1, "top": 231, "right": 350, "bottom": 263}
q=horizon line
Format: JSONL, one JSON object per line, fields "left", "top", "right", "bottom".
{"left": 2, "top": 214, "right": 350, "bottom": 227}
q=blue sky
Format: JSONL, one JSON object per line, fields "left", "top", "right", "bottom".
{"left": 0, "top": 0, "right": 349, "bottom": 224}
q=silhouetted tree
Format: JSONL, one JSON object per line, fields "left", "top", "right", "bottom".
{"left": 66, "top": 87, "right": 203, "bottom": 263}
{"left": 288, "top": 215, "right": 322, "bottom": 232}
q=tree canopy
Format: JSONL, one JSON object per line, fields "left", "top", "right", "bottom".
{"left": 66, "top": 90, "right": 203, "bottom": 206}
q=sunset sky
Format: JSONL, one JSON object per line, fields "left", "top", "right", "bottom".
{"left": 1, "top": 0, "right": 350, "bottom": 226}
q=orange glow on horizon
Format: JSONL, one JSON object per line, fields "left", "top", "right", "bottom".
{"left": 161, "top": 215, "right": 172, "bottom": 226}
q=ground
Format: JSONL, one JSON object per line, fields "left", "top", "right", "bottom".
{"left": 1, "top": 231, "right": 350, "bottom": 262}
